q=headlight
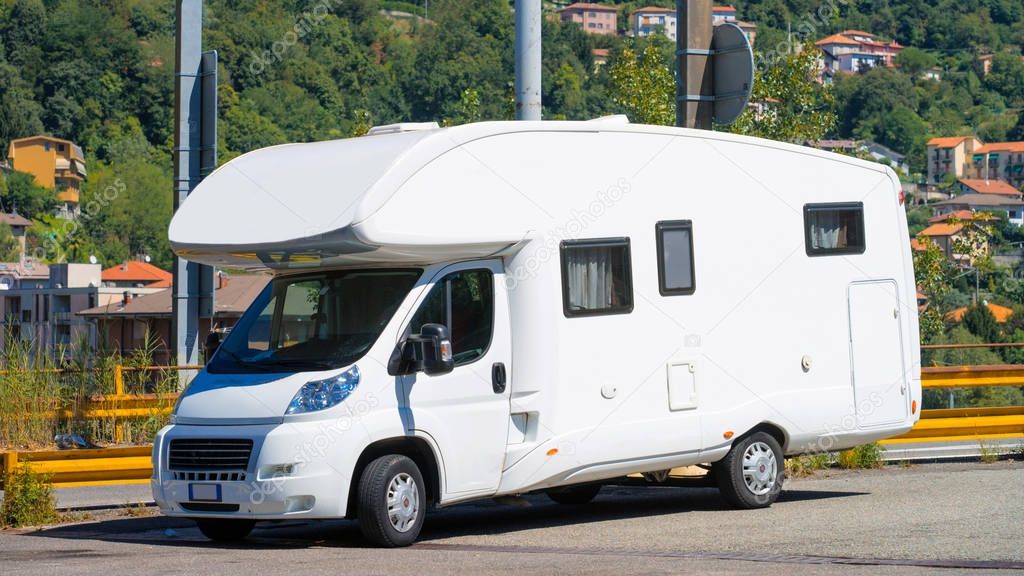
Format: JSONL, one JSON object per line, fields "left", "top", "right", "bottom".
{"left": 285, "top": 366, "right": 360, "bottom": 415}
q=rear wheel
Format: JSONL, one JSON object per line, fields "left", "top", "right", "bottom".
{"left": 546, "top": 483, "right": 601, "bottom": 505}
{"left": 713, "top": 431, "right": 784, "bottom": 509}
{"left": 357, "top": 454, "right": 426, "bottom": 547}
{"left": 195, "top": 518, "right": 255, "bottom": 542}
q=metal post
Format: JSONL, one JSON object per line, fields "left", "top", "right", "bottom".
{"left": 676, "top": 0, "right": 713, "bottom": 129}
{"left": 514, "top": 0, "right": 542, "bottom": 121}
{"left": 172, "top": 0, "right": 203, "bottom": 382}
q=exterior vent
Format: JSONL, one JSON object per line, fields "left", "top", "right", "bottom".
{"left": 366, "top": 122, "right": 441, "bottom": 136}
{"left": 168, "top": 438, "right": 253, "bottom": 471}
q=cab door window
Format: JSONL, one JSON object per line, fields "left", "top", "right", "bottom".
{"left": 409, "top": 269, "right": 494, "bottom": 366}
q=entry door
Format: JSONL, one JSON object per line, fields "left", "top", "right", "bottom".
{"left": 402, "top": 260, "right": 512, "bottom": 497}
{"left": 848, "top": 280, "right": 908, "bottom": 427}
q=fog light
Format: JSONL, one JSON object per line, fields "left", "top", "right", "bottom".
{"left": 285, "top": 495, "right": 315, "bottom": 513}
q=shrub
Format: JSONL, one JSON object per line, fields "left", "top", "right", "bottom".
{"left": 1, "top": 465, "right": 58, "bottom": 528}
{"left": 836, "top": 442, "right": 883, "bottom": 469}
{"left": 785, "top": 453, "right": 831, "bottom": 477}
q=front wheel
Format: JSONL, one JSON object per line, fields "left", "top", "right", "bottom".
{"left": 713, "top": 431, "right": 784, "bottom": 509}
{"left": 357, "top": 454, "right": 426, "bottom": 547}
{"left": 195, "top": 518, "right": 255, "bottom": 542}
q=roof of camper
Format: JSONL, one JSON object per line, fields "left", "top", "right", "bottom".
{"left": 169, "top": 117, "right": 893, "bottom": 267}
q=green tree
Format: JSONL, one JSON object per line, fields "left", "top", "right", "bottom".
{"left": 985, "top": 52, "right": 1024, "bottom": 106}
{"left": 1, "top": 171, "right": 54, "bottom": 220}
{"left": 963, "top": 302, "right": 1000, "bottom": 343}
{"left": 442, "top": 88, "right": 482, "bottom": 126}
{"left": 894, "top": 47, "right": 936, "bottom": 79}
{"left": 913, "top": 236, "right": 953, "bottom": 343}
{"left": 0, "top": 223, "right": 20, "bottom": 261}
{"left": 609, "top": 45, "right": 674, "bottom": 126}
{"left": 730, "top": 42, "right": 836, "bottom": 142}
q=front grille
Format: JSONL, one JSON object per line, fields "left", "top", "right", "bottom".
{"left": 173, "top": 471, "right": 247, "bottom": 482}
{"left": 169, "top": 438, "right": 253, "bottom": 471}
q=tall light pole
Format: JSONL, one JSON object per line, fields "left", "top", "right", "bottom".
{"left": 514, "top": 0, "right": 541, "bottom": 121}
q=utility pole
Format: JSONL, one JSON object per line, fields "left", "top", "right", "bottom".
{"left": 172, "top": 0, "right": 215, "bottom": 382}
{"left": 676, "top": 0, "right": 713, "bottom": 128}
{"left": 514, "top": 0, "right": 541, "bottom": 120}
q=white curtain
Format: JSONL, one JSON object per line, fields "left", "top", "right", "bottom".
{"left": 810, "top": 212, "right": 844, "bottom": 249}
{"left": 566, "top": 247, "right": 615, "bottom": 310}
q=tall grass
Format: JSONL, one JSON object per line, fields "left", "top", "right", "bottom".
{"left": 0, "top": 328, "right": 177, "bottom": 449}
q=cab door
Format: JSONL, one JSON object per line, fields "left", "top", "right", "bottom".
{"left": 400, "top": 260, "right": 512, "bottom": 498}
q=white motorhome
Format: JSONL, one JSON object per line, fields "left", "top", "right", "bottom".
{"left": 154, "top": 117, "right": 921, "bottom": 547}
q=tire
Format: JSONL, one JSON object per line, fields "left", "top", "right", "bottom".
{"left": 357, "top": 454, "right": 426, "bottom": 547}
{"left": 713, "top": 431, "right": 784, "bottom": 509}
{"left": 546, "top": 483, "right": 601, "bottom": 505}
{"left": 195, "top": 518, "right": 255, "bottom": 542}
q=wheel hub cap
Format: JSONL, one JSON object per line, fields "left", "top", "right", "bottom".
{"left": 742, "top": 441, "right": 778, "bottom": 496}
{"left": 387, "top": 473, "right": 420, "bottom": 533}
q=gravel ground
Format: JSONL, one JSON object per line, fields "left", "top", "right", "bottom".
{"left": 0, "top": 461, "right": 1021, "bottom": 576}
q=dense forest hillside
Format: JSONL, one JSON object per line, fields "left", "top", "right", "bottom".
{"left": 1, "top": 0, "right": 1023, "bottom": 267}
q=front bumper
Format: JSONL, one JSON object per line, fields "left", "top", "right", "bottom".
{"left": 152, "top": 420, "right": 363, "bottom": 520}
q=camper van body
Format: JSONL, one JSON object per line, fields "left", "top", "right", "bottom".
{"left": 154, "top": 118, "right": 921, "bottom": 543}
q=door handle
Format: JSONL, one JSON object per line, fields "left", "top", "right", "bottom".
{"left": 491, "top": 362, "right": 507, "bottom": 394}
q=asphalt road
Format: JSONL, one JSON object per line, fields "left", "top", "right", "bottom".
{"left": 1, "top": 461, "right": 1022, "bottom": 575}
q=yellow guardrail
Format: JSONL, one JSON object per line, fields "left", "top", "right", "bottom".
{"left": 1, "top": 364, "right": 1023, "bottom": 489}
{"left": 881, "top": 365, "right": 1024, "bottom": 444}
{"left": 1, "top": 447, "right": 152, "bottom": 488}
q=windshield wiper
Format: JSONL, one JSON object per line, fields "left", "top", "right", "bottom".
{"left": 217, "top": 348, "right": 281, "bottom": 372}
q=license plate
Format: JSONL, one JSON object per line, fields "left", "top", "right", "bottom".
{"left": 188, "top": 483, "right": 222, "bottom": 502}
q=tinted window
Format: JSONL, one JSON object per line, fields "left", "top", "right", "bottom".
{"left": 410, "top": 269, "right": 494, "bottom": 366}
{"left": 804, "top": 202, "right": 866, "bottom": 256}
{"left": 560, "top": 238, "right": 633, "bottom": 317}
{"left": 657, "top": 220, "right": 695, "bottom": 295}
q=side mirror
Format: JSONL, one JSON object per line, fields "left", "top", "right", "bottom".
{"left": 389, "top": 323, "right": 454, "bottom": 376}
{"left": 204, "top": 331, "right": 222, "bottom": 364}
{"left": 417, "top": 323, "right": 454, "bottom": 375}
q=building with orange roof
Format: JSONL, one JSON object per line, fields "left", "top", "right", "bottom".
{"left": 956, "top": 178, "right": 1021, "bottom": 198}
{"left": 970, "top": 142, "right": 1024, "bottom": 189}
{"left": 7, "top": 135, "right": 86, "bottom": 218}
{"left": 946, "top": 301, "right": 1014, "bottom": 323}
{"left": 560, "top": 3, "right": 617, "bottom": 35}
{"left": 816, "top": 29, "right": 902, "bottom": 80}
{"left": 926, "top": 136, "right": 983, "bottom": 185}
{"left": 101, "top": 260, "right": 173, "bottom": 289}
{"left": 917, "top": 222, "right": 968, "bottom": 261}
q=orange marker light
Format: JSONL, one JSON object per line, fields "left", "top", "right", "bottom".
{"left": 723, "top": 431, "right": 734, "bottom": 439}
{"left": 546, "top": 448, "right": 559, "bottom": 456}
{"left": 912, "top": 400, "right": 917, "bottom": 414}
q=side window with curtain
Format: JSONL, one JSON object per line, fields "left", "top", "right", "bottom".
{"left": 409, "top": 269, "right": 494, "bottom": 366}
{"left": 560, "top": 238, "right": 633, "bottom": 317}
{"left": 804, "top": 202, "right": 866, "bottom": 256}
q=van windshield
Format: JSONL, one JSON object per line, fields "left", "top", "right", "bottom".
{"left": 207, "top": 269, "right": 421, "bottom": 374}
